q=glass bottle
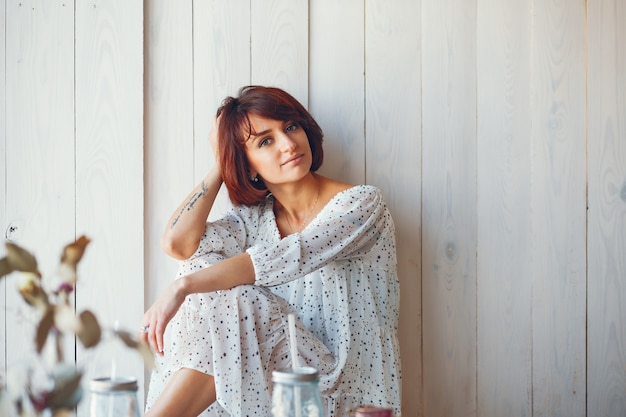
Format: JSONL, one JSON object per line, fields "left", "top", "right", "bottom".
{"left": 88, "top": 376, "right": 141, "bottom": 417}
{"left": 271, "top": 367, "right": 323, "bottom": 417}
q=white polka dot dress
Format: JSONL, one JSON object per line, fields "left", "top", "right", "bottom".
{"left": 145, "top": 185, "right": 401, "bottom": 416}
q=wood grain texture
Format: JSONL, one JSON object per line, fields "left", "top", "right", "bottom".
{"left": 421, "top": 0, "right": 478, "bottom": 415}
{"left": 143, "top": 3, "right": 195, "bottom": 401}
{"left": 6, "top": 1, "right": 626, "bottom": 416}
{"left": 309, "top": 0, "right": 365, "bottom": 186}
{"left": 251, "top": 0, "right": 309, "bottom": 105}
{"left": 74, "top": 0, "right": 144, "bottom": 411}
{"left": 0, "top": 0, "right": 6, "bottom": 377}
{"left": 364, "top": 0, "right": 422, "bottom": 414}
{"left": 192, "top": 0, "right": 250, "bottom": 221}
{"left": 587, "top": 0, "right": 626, "bottom": 415}
{"left": 530, "top": 1, "right": 587, "bottom": 415}
{"left": 5, "top": 0, "right": 75, "bottom": 374}
{"left": 144, "top": 0, "right": 195, "bottom": 307}
{"left": 476, "top": 0, "right": 533, "bottom": 416}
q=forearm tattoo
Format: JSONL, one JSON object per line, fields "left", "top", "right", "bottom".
{"left": 170, "top": 180, "right": 208, "bottom": 229}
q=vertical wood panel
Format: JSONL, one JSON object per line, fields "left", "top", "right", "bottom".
{"left": 74, "top": 0, "right": 144, "bottom": 412}
{"left": 587, "top": 0, "right": 626, "bottom": 415}
{"left": 251, "top": 0, "right": 309, "bottom": 105}
{"left": 144, "top": 2, "right": 195, "bottom": 402}
{"left": 530, "top": 1, "right": 587, "bottom": 415}
{"left": 421, "top": 0, "right": 478, "bottom": 415}
{"left": 192, "top": 0, "right": 250, "bottom": 221}
{"left": 0, "top": 0, "right": 6, "bottom": 377}
{"left": 5, "top": 0, "right": 75, "bottom": 373}
{"left": 476, "top": 0, "right": 533, "bottom": 416}
{"left": 364, "top": 1, "right": 422, "bottom": 415}
{"left": 144, "top": 0, "right": 194, "bottom": 308}
{"left": 309, "top": 0, "right": 365, "bottom": 186}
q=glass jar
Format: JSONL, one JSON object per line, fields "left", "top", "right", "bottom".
{"left": 88, "top": 376, "right": 141, "bottom": 417}
{"left": 271, "top": 367, "right": 323, "bottom": 417}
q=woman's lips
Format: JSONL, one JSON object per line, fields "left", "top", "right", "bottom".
{"left": 282, "top": 154, "right": 303, "bottom": 166}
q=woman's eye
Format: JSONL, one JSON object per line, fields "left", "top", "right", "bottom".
{"left": 286, "top": 123, "right": 298, "bottom": 132}
{"left": 259, "top": 137, "right": 272, "bottom": 147}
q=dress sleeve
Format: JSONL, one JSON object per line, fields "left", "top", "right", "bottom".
{"left": 248, "top": 186, "right": 395, "bottom": 287}
{"left": 186, "top": 206, "right": 256, "bottom": 262}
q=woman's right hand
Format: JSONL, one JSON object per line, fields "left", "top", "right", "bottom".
{"left": 139, "top": 278, "right": 188, "bottom": 356}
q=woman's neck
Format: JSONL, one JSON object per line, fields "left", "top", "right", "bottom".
{"left": 272, "top": 173, "right": 322, "bottom": 233}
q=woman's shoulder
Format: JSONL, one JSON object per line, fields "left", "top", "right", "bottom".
{"left": 317, "top": 176, "right": 383, "bottom": 208}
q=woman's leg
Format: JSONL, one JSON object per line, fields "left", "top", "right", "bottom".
{"left": 144, "top": 368, "right": 216, "bottom": 417}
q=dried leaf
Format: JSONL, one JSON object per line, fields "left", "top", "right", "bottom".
{"left": 18, "top": 272, "right": 49, "bottom": 310}
{"left": 47, "top": 365, "right": 83, "bottom": 410}
{"left": 36, "top": 308, "right": 55, "bottom": 354}
{"left": 4, "top": 242, "right": 40, "bottom": 276}
{"left": 77, "top": 310, "right": 101, "bottom": 348}
{"left": 0, "top": 258, "right": 10, "bottom": 278}
{"left": 60, "top": 235, "right": 90, "bottom": 268}
{"left": 115, "top": 329, "right": 155, "bottom": 369}
{"left": 57, "top": 236, "right": 90, "bottom": 286}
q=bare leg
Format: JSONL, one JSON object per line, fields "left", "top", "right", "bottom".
{"left": 144, "top": 368, "right": 217, "bottom": 417}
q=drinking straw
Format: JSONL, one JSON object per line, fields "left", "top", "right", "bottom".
{"left": 288, "top": 313, "right": 299, "bottom": 370}
{"left": 288, "top": 313, "right": 302, "bottom": 417}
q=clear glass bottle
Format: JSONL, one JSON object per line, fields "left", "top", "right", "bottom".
{"left": 271, "top": 367, "right": 323, "bottom": 417}
{"left": 88, "top": 376, "right": 141, "bottom": 417}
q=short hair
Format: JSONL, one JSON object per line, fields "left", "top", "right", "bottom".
{"left": 216, "top": 85, "right": 324, "bottom": 206}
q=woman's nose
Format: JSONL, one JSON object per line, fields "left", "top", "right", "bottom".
{"left": 277, "top": 133, "right": 297, "bottom": 152}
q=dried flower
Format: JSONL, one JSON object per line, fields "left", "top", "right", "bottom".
{"left": 17, "top": 273, "right": 49, "bottom": 311}
{"left": 0, "top": 236, "right": 153, "bottom": 416}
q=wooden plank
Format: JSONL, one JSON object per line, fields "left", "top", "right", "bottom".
{"left": 0, "top": 0, "right": 6, "bottom": 377}
{"left": 475, "top": 0, "right": 533, "bottom": 416}
{"left": 250, "top": 0, "right": 309, "bottom": 105}
{"left": 74, "top": 0, "right": 145, "bottom": 413}
{"left": 587, "top": 0, "right": 626, "bottom": 415}
{"left": 4, "top": 0, "right": 75, "bottom": 376}
{"left": 364, "top": 1, "right": 421, "bottom": 415}
{"left": 530, "top": 1, "right": 587, "bottom": 415}
{"left": 144, "top": 0, "right": 194, "bottom": 310}
{"left": 192, "top": 0, "right": 250, "bottom": 221}
{"left": 309, "top": 0, "right": 364, "bottom": 186}
{"left": 421, "top": 0, "right": 478, "bottom": 415}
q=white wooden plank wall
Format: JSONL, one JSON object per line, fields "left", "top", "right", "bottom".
{"left": 0, "top": 0, "right": 6, "bottom": 380}
{"left": 5, "top": 0, "right": 76, "bottom": 378}
{"left": 3, "top": 1, "right": 626, "bottom": 417}
{"left": 530, "top": 1, "right": 587, "bottom": 416}
{"left": 587, "top": 0, "right": 626, "bottom": 415}
{"left": 422, "top": 0, "right": 478, "bottom": 415}
{"left": 476, "top": 0, "right": 532, "bottom": 415}
{"left": 2, "top": 0, "right": 145, "bottom": 412}
{"left": 73, "top": 1, "right": 144, "bottom": 414}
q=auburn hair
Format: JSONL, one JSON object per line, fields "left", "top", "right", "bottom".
{"left": 216, "top": 86, "right": 324, "bottom": 206}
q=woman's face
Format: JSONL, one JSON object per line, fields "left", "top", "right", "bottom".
{"left": 244, "top": 114, "right": 312, "bottom": 187}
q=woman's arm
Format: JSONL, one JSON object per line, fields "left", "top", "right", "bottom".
{"left": 161, "top": 167, "right": 223, "bottom": 260}
{"left": 141, "top": 252, "right": 255, "bottom": 355}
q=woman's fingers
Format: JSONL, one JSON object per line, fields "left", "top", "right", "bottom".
{"left": 141, "top": 281, "right": 186, "bottom": 356}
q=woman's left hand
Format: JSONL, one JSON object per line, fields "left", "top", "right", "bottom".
{"left": 139, "top": 278, "right": 188, "bottom": 356}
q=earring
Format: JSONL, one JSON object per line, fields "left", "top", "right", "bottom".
{"left": 249, "top": 175, "right": 259, "bottom": 183}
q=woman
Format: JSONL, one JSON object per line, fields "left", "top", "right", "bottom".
{"left": 141, "top": 86, "right": 401, "bottom": 416}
